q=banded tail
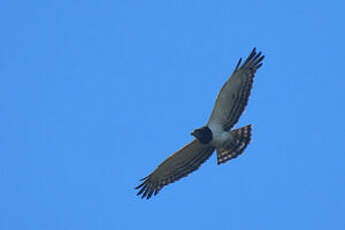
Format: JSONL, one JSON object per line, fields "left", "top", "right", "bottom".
{"left": 216, "top": 125, "right": 252, "bottom": 165}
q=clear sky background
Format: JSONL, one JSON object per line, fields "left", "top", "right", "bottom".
{"left": 1, "top": 0, "right": 345, "bottom": 229}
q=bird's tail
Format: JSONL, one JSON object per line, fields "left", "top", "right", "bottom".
{"left": 216, "top": 125, "right": 252, "bottom": 165}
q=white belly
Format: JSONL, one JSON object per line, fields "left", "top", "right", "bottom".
{"left": 208, "top": 123, "right": 233, "bottom": 147}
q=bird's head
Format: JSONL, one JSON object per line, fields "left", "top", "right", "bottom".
{"left": 191, "top": 126, "right": 213, "bottom": 144}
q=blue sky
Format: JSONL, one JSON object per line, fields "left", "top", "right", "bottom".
{"left": 1, "top": 0, "right": 345, "bottom": 229}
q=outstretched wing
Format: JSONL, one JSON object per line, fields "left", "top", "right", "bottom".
{"left": 135, "top": 140, "right": 215, "bottom": 199}
{"left": 207, "top": 48, "right": 264, "bottom": 131}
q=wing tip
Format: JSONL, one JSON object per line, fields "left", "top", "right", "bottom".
{"left": 135, "top": 176, "right": 161, "bottom": 200}
{"left": 237, "top": 47, "right": 264, "bottom": 71}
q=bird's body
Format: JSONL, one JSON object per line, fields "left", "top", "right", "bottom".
{"left": 208, "top": 123, "right": 234, "bottom": 147}
{"left": 136, "top": 48, "right": 264, "bottom": 199}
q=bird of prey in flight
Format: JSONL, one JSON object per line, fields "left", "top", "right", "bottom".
{"left": 136, "top": 48, "right": 264, "bottom": 199}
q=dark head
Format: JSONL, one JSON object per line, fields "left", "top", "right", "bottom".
{"left": 191, "top": 126, "right": 213, "bottom": 144}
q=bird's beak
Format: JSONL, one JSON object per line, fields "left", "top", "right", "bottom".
{"left": 190, "top": 130, "right": 195, "bottom": 136}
